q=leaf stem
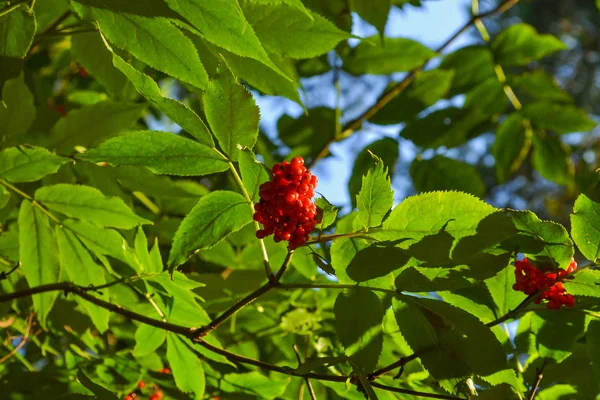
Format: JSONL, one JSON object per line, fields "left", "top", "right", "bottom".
{"left": 0, "top": 179, "right": 62, "bottom": 224}
{"left": 0, "top": 263, "right": 20, "bottom": 280}
{"left": 527, "top": 366, "right": 544, "bottom": 400}
{"left": 227, "top": 161, "right": 273, "bottom": 279}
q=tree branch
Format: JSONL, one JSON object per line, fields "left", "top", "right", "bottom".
{"left": 527, "top": 366, "right": 544, "bottom": 400}
{"left": 370, "top": 382, "right": 466, "bottom": 400}
{"left": 307, "top": 0, "right": 521, "bottom": 168}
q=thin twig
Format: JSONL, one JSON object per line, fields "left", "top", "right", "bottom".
{"left": 0, "top": 263, "right": 20, "bottom": 281}
{"left": 370, "top": 382, "right": 466, "bottom": 400}
{"left": 276, "top": 283, "right": 398, "bottom": 295}
{"left": 274, "top": 250, "right": 295, "bottom": 281}
{"left": 294, "top": 344, "right": 318, "bottom": 400}
{"left": 0, "top": 313, "right": 34, "bottom": 364}
{"left": 307, "top": 0, "right": 521, "bottom": 168}
{"left": 527, "top": 366, "right": 544, "bottom": 400}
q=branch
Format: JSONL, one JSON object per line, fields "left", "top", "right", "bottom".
{"left": 307, "top": 0, "right": 521, "bottom": 168}
{"left": 527, "top": 366, "right": 544, "bottom": 400}
{"left": 293, "top": 344, "right": 318, "bottom": 400}
{"left": 276, "top": 283, "right": 398, "bottom": 295}
{"left": 0, "top": 263, "right": 20, "bottom": 281}
{"left": 370, "top": 382, "right": 466, "bottom": 400}
{"left": 0, "top": 313, "right": 34, "bottom": 365}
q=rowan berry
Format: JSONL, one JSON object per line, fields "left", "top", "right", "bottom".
{"left": 253, "top": 156, "right": 319, "bottom": 249}
{"left": 137, "top": 381, "right": 145, "bottom": 389}
{"left": 512, "top": 257, "right": 576, "bottom": 309}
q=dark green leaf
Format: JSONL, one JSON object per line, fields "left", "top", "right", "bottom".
{"left": 0, "top": 5, "right": 35, "bottom": 93}
{"left": 439, "top": 45, "right": 495, "bottom": 95}
{"left": 0, "top": 229, "right": 19, "bottom": 264}
{"left": 218, "top": 372, "right": 290, "bottom": 399}
{"left": 334, "top": 288, "right": 384, "bottom": 371}
{"left": 18, "top": 200, "right": 60, "bottom": 328}
{"left": 166, "top": 333, "right": 205, "bottom": 399}
{"left": 370, "top": 69, "right": 454, "bottom": 125}
{"left": 78, "top": 131, "right": 228, "bottom": 176}
{"left": 169, "top": 191, "right": 253, "bottom": 269}
{"left": 278, "top": 107, "right": 337, "bottom": 161}
{"left": 492, "top": 23, "right": 566, "bottom": 67}
{"left": 242, "top": 1, "right": 350, "bottom": 59}
{"left": 72, "top": 1, "right": 208, "bottom": 89}
{"left": 342, "top": 36, "right": 435, "bottom": 75}
{"left": 35, "top": 184, "right": 152, "bottom": 229}
{"left": 348, "top": 138, "right": 398, "bottom": 208}
{"left": 204, "top": 66, "right": 259, "bottom": 161}
{"left": 588, "top": 320, "right": 600, "bottom": 381}
{"left": 492, "top": 113, "right": 532, "bottom": 183}
{"left": 355, "top": 154, "right": 393, "bottom": 229}
{"left": 55, "top": 227, "right": 109, "bottom": 332}
{"left": 531, "top": 132, "right": 573, "bottom": 185}
{"left": 464, "top": 77, "right": 507, "bottom": 116}
{"left": 524, "top": 102, "right": 596, "bottom": 134}
{"left": 0, "top": 146, "right": 70, "bottom": 183}
{"left": 349, "top": 0, "right": 390, "bottom": 35}
{"left": 410, "top": 155, "right": 486, "bottom": 198}
{"left": 77, "top": 370, "right": 118, "bottom": 400}
{"left": 0, "top": 74, "right": 35, "bottom": 143}
{"left": 347, "top": 244, "right": 409, "bottom": 282}
{"left": 510, "top": 71, "right": 573, "bottom": 103}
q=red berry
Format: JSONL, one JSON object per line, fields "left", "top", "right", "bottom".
{"left": 137, "top": 381, "right": 145, "bottom": 389}
{"left": 79, "top": 66, "right": 89, "bottom": 77}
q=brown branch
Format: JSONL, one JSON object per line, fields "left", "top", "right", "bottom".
{"left": 527, "top": 366, "right": 544, "bottom": 400}
{"left": 307, "top": 0, "right": 521, "bottom": 168}
{"left": 293, "top": 344, "right": 318, "bottom": 400}
{"left": 370, "top": 382, "right": 466, "bottom": 400}
{"left": 0, "top": 313, "right": 34, "bottom": 364}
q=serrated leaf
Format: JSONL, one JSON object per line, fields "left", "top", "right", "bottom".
{"left": 135, "top": 226, "right": 161, "bottom": 274}
{"left": 204, "top": 67, "right": 259, "bottom": 161}
{"left": 355, "top": 155, "right": 393, "bottom": 230}
{"left": 0, "top": 5, "right": 36, "bottom": 94}
{"left": 241, "top": 1, "right": 351, "bottom": 59}
{"left": 238, "top": 149, "right": 269, "bottom": 202}
{"left": 218, "top": 372, "right": 290, "bottom": 399}
{"left": 531, "top": 132, "right": 573, "bottom": 186}
{"left": 169, "top": 191, "right": 253, "bottom": 269}
{"left": 55, "top": 227, "right": 110, "bottom": 333}
{"left": 35, "top": 184, "right": 151, "bottom": 229}
{"left": 370, "top": 69, "right": 454, "bottom": 125}
{"left": 48, "top": 101, "right": 146, "bottom": 151}
{"left": 525, "top": 101, "right": 596, "bottom": 135}
{"left": 71, "top": 1, "right": 208, "bottom": 89}
{"left": 492, "top": 23, "right": 566, "bottom": 67}
{"left": 563, "top": 269, "right": 600, "bottom": 297}
{"left": 163, "top": 0, "right": 287, "bottom": 78}
{"left": 315, "top": 197, "right": 338, "bottom": 230}
{"left": 334, "top": 288, "right": 384, "bottom": 371}
{"left": 571, "top": 193, "right": 600, "bottom": 261}
{"left": 348, "top": 138, "right": 398, "bottom": 208}
{"left": 62, "top": 219, "right": 130, "bottom": 265}
{"left": 166, "top": 333, "right": 205, "bottom": 400}
{"left": 133, "top": 324, "right": 166, "bottom": 358}
{"left": 78, "top": 131, "right": 228, "bottom": 176}
{"left": 536, "top": 384, "right": 578, "bottom": 400}
{"left": 350, "top": 0, "right": 390, "bottom": 35}
{"left": 492, "top": 113, "right": 532, "bottom": 183}
{"left": 70, "top": 32, "right": 131, "bottom": 97}
{"left": 343, "top": 36, "right": 435, "bottom": 75}
{"left": 0, "top": 73, "right": 35, "bottom": 143}
{"left": 18, "top": 200, "right": 60, "bottom": 328}
{"left": 0, "top": 146, "right": 71, "bottom": 183}
{"left": 77, "top": 370, "right": 118, "bottom": 400}
{"left": 410, "top": 156, "right": 485, "bottom": 198}
{"left": 99, "top": 35, "right": 214, "bottom": 147}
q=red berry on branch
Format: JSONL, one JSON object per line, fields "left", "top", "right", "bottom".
{"left": 137, "top": 381, "right": 145, "bottom": 389}
{"left": 253, "top": 156, "right": 320, "bottom": 249}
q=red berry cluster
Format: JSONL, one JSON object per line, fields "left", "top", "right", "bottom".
{"left": 253, "top": 157, "right": 318, "bottom": 249}
{"left": 513, "top": 257, "right": 577, "bottom": 309}
{"left": 123, "top": 368, "right": 170, "bottom": 400}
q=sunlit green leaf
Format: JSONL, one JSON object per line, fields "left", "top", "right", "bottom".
{"left": 166, "top": 333, "right": 205, "bottom": 399}
{"left": 0, "top": 146, "right": 70, "bottom": 183}
{"left": 355, "top": 154, "right": 393, "bottom": 230}
{"left": 492, "top": 23, "right": 566, "bottom": 67}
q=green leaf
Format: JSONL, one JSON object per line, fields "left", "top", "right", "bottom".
{"left": 410, "top": 156, "right": 486, "bottom": 198}
{"left": 485, "top": 267, "right": 526, "bottom": 317}
{"left": 355, "top": 154, "right": 393, "bottom": 230}
{"left": 510, "top": 71, "right": 573, "bottom": 103}
{"left": 342, "top": 36, "right": 435, "bottom": 75}
{"left": 133, "top": 324, "right": 167, "bottom": 358}
{"left": 439, "top": 45, "right": 495, "bottom": 95}
{"left": 166, "top": 333, "right": 205, "bottom": 400}
{"left": 204, "top": 66, "right": 259, "bottom": 161}
{"left": 563, "top": 269, "right": 600, "bottom": 297}
{"left": 524, "top": 102, "right": 596, "bottom": 134}
{"left": 588, "top": 320, "right": 600, "bottom": 381}
{"left": 401, "top": 107, "right": 490, "bottom": 149}
{"left": 78, "top": 131, "right": 228, "bottom": 176}
{"left": 0, "top": 74, "right": 35, "bottom": 144}
{"left": 0, "top": 5, "right": 36, "bottom": 93}
{"left": 350, "top": 0, "right": 390, "bottom": 35}
{"left": 347, "top": 243, "right": 409, "bottom": 282}
{"left": 369, "top": 69, "right": 454, "bottom": 125}
{"left": 531, "top": 132, "right": 573, "bottom": 186}
{"left": 241, "top": 1, "right": 350, "bottom": 59}
{"left": 464, "top": 77, "right": 507, "bottom": 116}
{"left": 48, "top": 101, "right": 146, "bottom": 151}
{"left": 0, "top": 185, "right": 9, "bottom": 209}
{"left": 70, "top": 32, "right": 131, "bottom": 98}
{"left": 492, "top": 113, "right": 532, "bottom": 183}
{"left": 100, "top": 35, "right": 214, "bottom": 147}
{"left": 492, "top": 23, "right": 566, "bottom": 67}
{"left": 278, "top": 107, "right": 337, "bottom": 162}
{"left": 571, "top": 193, "right": 600, "bottom": 262}
{"left": 71, "top": 1, "right": 208, "bottom": 89}
{"left": 348, "top": 138, "right": 399, "bottom": 208}
{"left": 315, "top": 197, "right": 338, "bottom": 230}
{"left": 0, "top": 146, "right": 71, "bottom": 183}
{"left": 135, "top": 227, "right": 162, "bottom": 274}
{"left": 536, "top": 384, "right": 578, "bottom": 400}
{"left": 163, "top": 0, "right": 287, "bottom": 78}
{"left": 218, "top": 372, "right": 290, "bottom": 399}
{"left": 35, "top": 184, "right": 151, "bottom": 229}
{"left": 18, "top": 200, "right": 61, "bottom": 328}
{"left": 334, "top": 288, "right": 384, "bottom": 371}
{"left": 0, "top": 229, "right": 20, "bottom": 263}
{"left": 169, "top": 191, "right": 253, "bottom": 269}
{"left": 238, "top": 149, "right": 269, "bottom": 202}
{"left": 376, "top": 191, "right": 496, "bottom": 243}
{"left": 77, "top": 370, "right": 118, "bottom": 400}
{"left": 62, "top": 219, "right": 130, "bottom": 265}
{"left": 55, "top": 227, "right": 110, "bottom": 333}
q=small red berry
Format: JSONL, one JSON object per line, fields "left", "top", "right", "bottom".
{"left": 79, "top": 66, "right": 89, "bottom": 77}
{"left": 137, "top": 381, "right": 145, "bottom": 389}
